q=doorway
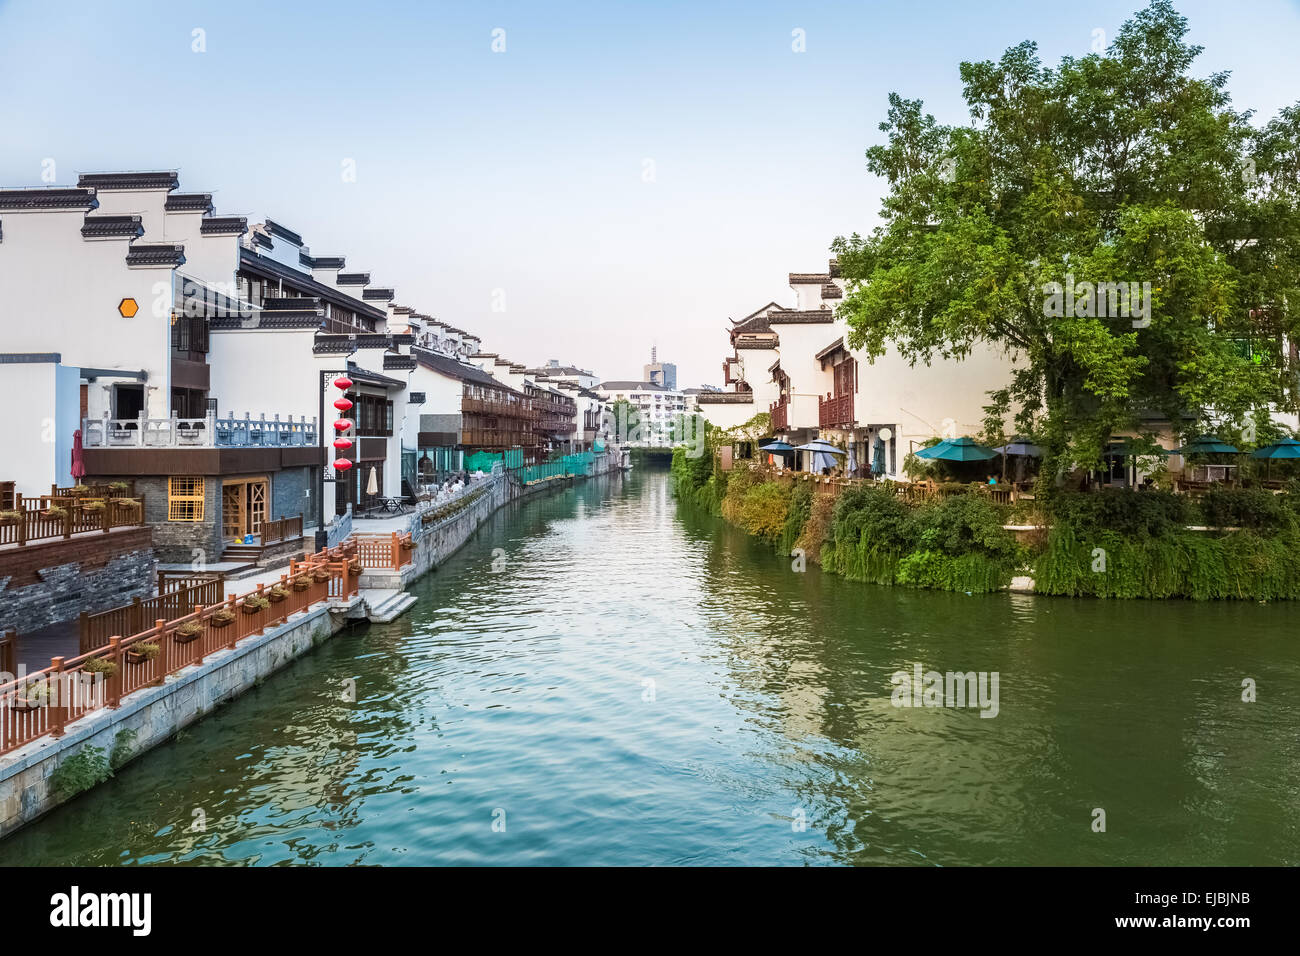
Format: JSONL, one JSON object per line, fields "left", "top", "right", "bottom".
{"left": 222, "top": 477, "right": 268, "bottom": 541}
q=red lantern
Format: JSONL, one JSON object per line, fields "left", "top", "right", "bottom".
{"left": 333, "top": 419, "right": 353, "bottom": 432}
{"left": 334, "top": 458, "right": 353, "bottom": 471}
{"left": 333, "top": 398, "right": 354, "bottom": 412}
{"left": 333, "top": 376, "right": 353, "bottom": 391}
{"left": 332, "top": 437, "right": 353, "bottom": 451}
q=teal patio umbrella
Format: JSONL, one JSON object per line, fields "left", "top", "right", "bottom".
{"left": 1171, "top": 435, "right": 1239, "bottom": 455}
{"left": 915, "top": 436, "right": 998, "bottom": 462}
{"left": 1250, "top": 438, "right": 1300, "bottom": 479}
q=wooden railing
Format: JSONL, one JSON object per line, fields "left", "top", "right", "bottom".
{"left": 80, "top": 577, "right": 227, "bottom": 653}
{"left": 818, "top": 392, "right": 854, "bottom": 428}
{"left": 0, "top": 495, "right": 145, "bottom": 549}
{"left": 50, "top": 480, "right": 136, "bottom": 499}
{"left": 157, "top": 569, "right": 224, "bottom": 594}
{"left": 0, "top": 546, "right": 359, "bottom": 758}
{"left": 352, "top": 531, "right": 415, "bottom": 571}
{"left": 261, "top": 514, "right": 304, "bottom": 546}
{"left": 770, "top": 399, "right": 789, "bottom": 431}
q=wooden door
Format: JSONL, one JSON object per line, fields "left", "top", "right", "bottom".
{"left": 222, "top": 484, "right": 243, "bottom": 540}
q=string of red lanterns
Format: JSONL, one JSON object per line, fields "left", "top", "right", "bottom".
{"left": 332, "top": 375, "right": 354, "bottom": 472}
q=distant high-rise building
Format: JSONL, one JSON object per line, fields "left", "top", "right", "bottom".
{"left": 643, "top": 346, "right": 677, "bottom": 390}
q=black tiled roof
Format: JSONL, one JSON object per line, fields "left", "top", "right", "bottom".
{"left": 304, "top": 254, "right": 346, "bottom": 269}
{"left": 125, "top": 243, "right": 186, "bottom": 267}
{"left": 239, "top": 247, "right": 386, "bottom": 323}
{"left": 81, "top": 215, "right": 144, "bottom": 239}
{"left": 0, "top": 188, "right": 98, "bottom": 211}
{"left": 78, "top": 171, "right": 179, "bottom": 191}
{"left": 200, "top": 216, "right": 247, "bottom": 236}
{"left": 264, "top": 219, "right": 303, "bottom": 245}
{"left": 383, "top": 354, "right": 417, "bottom": 370}
{"left": 414, "top": 346, "right": 521, "bottom": 392}
{"left": 362, "top": 288, "right": 395, "bottom": 301}
{"left": 164, "top": 193, "right": 214, "bottom": 212}
{"left": 336, "top": 272, "right": 370, "bottom": 285}
{"left": 766, "top": 309, "right": 836, "bottom": 324}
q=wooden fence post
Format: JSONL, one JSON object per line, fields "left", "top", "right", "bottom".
{"left": 107, "top": 637, "right": 122, "bottom": 708}
{"left": 391, "top": 531, "right": 400, "bottom": 570}
{"left": 49, "top": 657, "right": 66, "bottom": 737}
{"left": 190, "top": 608, "right": 204, "bottom": 665}
{"left": 255, "top": 584, "right": 266, "bottom": 635}
{"left": 226, "top": 595, "right": 238, "bottom": 650}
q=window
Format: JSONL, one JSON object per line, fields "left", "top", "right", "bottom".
{"left": 168, "top": 477, "right": 205, "bottom": 521}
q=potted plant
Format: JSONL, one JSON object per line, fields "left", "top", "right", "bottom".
{"left": 267, "top": 585, "right": 289, "bottom": 603}
{"left": 14, "top": 678, "right": 51, "bottom": 710}
{"left": 292, "top": 574, "right": 311, "bottom": 591}
{"left": 348, "top": 558, "right": 363, "bottom": 575}
{"left": 173, "top": 620, "right": 204, "bottom": 644}
{"left": 400, "top": 537, "right": 414, "bottom": 551}
{"left": 83, "top": 657, "right": 118, "bottom": 680}
{"left": 43, "top": 505, "right": 68, "bottom": 520}
{"left": 210, "top": 608, "right": 236, "bottom": 629}
{"left": 0, "top": 510, "right": 21, "bottom": 527}
{"left": 126, "top": 641, "right": 160, "bottom": 664}
{"left": 83, "top": 499, "right": 106, "bottom": 513}
{"left": 241, "top": 594, "right": 270, "bottom": 615}
{"left": 108, "top": 481, "right": 129, "bottom": 493}
{"left": 311, "top": 568, "right": 332, "bottom": 583}
{"left": 70, "top": 484, "right": 90, "bottom": 496}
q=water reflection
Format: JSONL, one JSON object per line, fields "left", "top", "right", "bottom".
{"left": 1, "top": 469, "right": 1296, "bottom": 866}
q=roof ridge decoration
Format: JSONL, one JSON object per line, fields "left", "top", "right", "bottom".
{"left": 164, "top": 193, "right": 214, "bottom": 213}
{"left": 125, "top": 243, "right": 186, "bottom": 267}
{"left": 263, "top": 219, "right": 303, "bottom": 246}
{"left": 77, "top": 171, "right": 179, "bottom": 191}
{"left": 81, "top": 214, "right": 145, "bottom": 239}
{"left": 0, "top": 188, "right": 99, "bottom": 211}
{"left": 200, "top": 216, "right": 248, "bottom": 236}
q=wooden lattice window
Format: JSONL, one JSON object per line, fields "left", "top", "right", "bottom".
{"left": 168, "top": 477, "right": 205, "bottom": 521}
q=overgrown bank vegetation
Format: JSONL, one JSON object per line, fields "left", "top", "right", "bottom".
{"left": 672, "top": 447, "right": 1300, "bottom": 601}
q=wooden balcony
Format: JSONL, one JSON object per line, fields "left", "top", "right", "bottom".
{"left": 770, "top": 399, "right": 789, "bottom": 431}
{"left": 818, "top": 391, "right": 855, "bottom": 428}
{"left": 461, "top": 396, "right": 533, "bottom": 418}
{"left": 0, "top": 493, "right": 146, "bottom": 550}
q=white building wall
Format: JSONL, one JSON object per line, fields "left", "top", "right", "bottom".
{"left": 0, "top": 209, "right": 175, "bottom": 420}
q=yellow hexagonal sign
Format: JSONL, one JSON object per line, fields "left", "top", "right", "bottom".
{"left": 118, "top": 297, "right": 139, "bottom": 318}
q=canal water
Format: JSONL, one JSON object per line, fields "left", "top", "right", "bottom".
{"left": 2, "top": 468, "right": 1296, "bottom": 865}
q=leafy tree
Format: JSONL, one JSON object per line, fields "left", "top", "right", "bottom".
{"left": 834, "top": 0, "right": 1300, "bottom": 480}
{"left": 607, "top": 398, "right": 637, "bottom": 444}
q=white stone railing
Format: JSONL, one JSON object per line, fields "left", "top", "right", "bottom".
{"left": 82, "top": 412, "right": 318, "bottom": 448}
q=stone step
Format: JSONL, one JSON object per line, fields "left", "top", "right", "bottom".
{"left": 361, "top": 588, "right": 417, "bottom": 623}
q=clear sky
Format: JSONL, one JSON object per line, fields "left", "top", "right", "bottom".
{"left": 2, "top": 0, "right": 1297, "bottom": 388}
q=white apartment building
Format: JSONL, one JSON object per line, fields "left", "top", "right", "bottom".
{"left": 596, "top": 381, "right": 687, "bottom": 447}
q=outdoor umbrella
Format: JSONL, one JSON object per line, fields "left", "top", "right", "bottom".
{"left": 1250, "top": 438, "right": 1300, "bottom": 459}
{"left": 1249, "top": 438, "right": 1300, "bottom": 479}
{"left": 366, "top": 466, "right": 379, "bottom": 498}
{"left": 1103, "top": 439, "right": 1169, "bottom": 489}
{"left": 992, "top": 439, "right": 1044, "bottom": 457}
{"left": 1171, "top": 435, "right": 1240, "bottom": 455}
{"left": 760, "top": 439, "right": 796, "bottom": 467}
{"left": 915, "top": 436, "right": 998, "bottom": 462}
{"left": 992, "top": 437, "right": 1043, "bottom": 482}
{"left": 70, "top": 428, "right": 86, "bottom": 481}
{"left": 872, "top": 435, "right": 886, "bottom": 477}
{"left": 794, "top": 440, "right": 846, "bottom": 474}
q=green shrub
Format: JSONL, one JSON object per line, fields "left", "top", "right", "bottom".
{"left": 738, "top": 482, "right": 790, "bottom": 542}
{"left": 1200, "top": 486, "right": 1293, "bottom": 531}
{"left": 108, "top": 729, "right": 138, "bottom": 771}
{"left": 1046, "top": 489, "right": 1190, "bottom": 537}
{"left": 783, "top": 483, "right": 813, "bottom": 553}
{"left": 51, "top": 745, "right": 112, "bottom": 798}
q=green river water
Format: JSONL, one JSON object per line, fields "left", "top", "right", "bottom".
{"left": 1, "top": 468, "right": 1296, "bottom": 866}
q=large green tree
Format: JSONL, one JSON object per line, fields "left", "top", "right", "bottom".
{"left": 834, "top": 0, "right": 1300, "bottom": 478}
